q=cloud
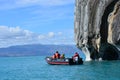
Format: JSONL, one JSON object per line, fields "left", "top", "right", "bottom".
{"left": 0, "top": 26, "right": 33, "bottom": 39}
{"left": 0, "top": 26, "right": 74, "bottom": 48}
{"left": 0, "top": 26, "right": 39, "bottom": 47}
{"left": 58, "top": 32, "right": 62, "bottom": 35}
{"left": 48, "top": 32, "right": 55, "bottom": 38}
{"left": 0, "top": 0, "right": 74, "bottom": 10}
{"left": 38, "top": 35, "right": 46, "bottom": 40}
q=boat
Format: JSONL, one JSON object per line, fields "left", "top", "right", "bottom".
{"left": 45, "top": 57, "right": 83, "bottom": 65}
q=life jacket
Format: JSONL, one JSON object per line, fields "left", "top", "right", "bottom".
{"left": 52, "top": 54, "right": 56, "bottom": 59}
{"left": 73, "top": 53, "right": 80, "bottom": 59}
{"left": 55, "top": 53, "right": 58, "bottom": 58}
{"left": 55, "top": 53, "right": 60, "bottom": 59}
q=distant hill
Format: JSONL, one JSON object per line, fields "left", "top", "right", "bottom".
{"left": 0, "top": 44, "right": 84, "bottom": 57}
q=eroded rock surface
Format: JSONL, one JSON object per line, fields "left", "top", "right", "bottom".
{"left": 74, "top": 0, "right": 120, "bottom": 60}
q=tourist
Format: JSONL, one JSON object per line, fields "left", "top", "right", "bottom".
{"left": 60, "top": 54, "right": 65, "bottom": 59}
{"left": 73, "top": 52, "right": 80, "bottom": 61}
{"left": 52, "top": 54, "right": 56, "bottom": 59}
{"left": 55, "top": 51, "right": 60, "bottom": 59}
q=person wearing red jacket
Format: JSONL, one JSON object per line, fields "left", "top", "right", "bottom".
{"left": 55, "top": 51, "right": 60, "bottom": 59}
{"left": 52, "top": 54, "right": 56, "bottom": 59}
{"left": 73, "top": 52, "right": 80, "bottom": 61}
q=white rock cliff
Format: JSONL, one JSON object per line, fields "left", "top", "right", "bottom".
{"left": 74, "top": 0, "right": 120, "bottom": 60}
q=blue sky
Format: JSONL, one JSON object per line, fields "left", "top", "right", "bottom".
{"left": 0, "top": 0, "right": 75, "bottom": 47}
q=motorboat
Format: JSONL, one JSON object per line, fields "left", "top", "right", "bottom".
{"left": 45, "top": 57, "right": 83, "bottom": 65}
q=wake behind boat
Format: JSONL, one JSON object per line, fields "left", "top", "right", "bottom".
{"left": 45, "top": 57, "right": 83, "bottom": 65}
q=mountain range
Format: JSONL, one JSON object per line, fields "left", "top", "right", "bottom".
{"left": 0, "top": 44, "right": 83, "bottom": 57}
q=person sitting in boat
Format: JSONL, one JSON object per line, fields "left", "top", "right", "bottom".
{"left": 72, "top": 52, "right": 80, "bottom": 61}
{"left": 52, "top": 54, "right": 56, "bottom": 59}
{"left": 60, "top": 54, "right": 65, "bottom": 59}
{"left": 55, "top": 51, "right": 60, "bottom": 59}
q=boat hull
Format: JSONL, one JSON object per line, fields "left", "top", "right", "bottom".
{"left": 45, "top": 57, "right": 83, "bottom": 65}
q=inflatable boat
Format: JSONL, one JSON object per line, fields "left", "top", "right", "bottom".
{"left": 45, "top": 57, "right": 83, "bottom": 65}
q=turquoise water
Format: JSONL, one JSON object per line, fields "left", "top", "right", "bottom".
{"left": 0, "top": 56, "right": 120, "bottom": 80}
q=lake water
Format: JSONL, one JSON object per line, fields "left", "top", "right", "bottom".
{"left": 0, "top": 56, "right": 120, "bottom": 80}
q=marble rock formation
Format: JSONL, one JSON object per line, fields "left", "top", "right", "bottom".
{"left": 74, "top": 0, "right": 120, "bottom": 60}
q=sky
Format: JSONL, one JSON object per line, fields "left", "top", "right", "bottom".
{"left": 0, "top": 0, "right": 75, "bottom": 48}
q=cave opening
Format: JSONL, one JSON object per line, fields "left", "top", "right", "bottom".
{"left": 101, "top": 43, "right": 119, "bottom": 60}
{"left": 100, "top": 0, "right": 119, "bottom": 60}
